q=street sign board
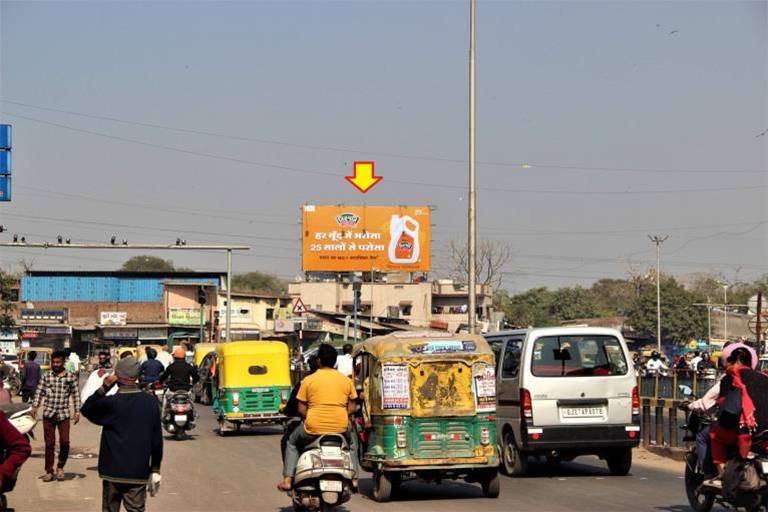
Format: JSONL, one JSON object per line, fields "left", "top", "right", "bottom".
{"left": 0, "top": 151, "right": 9, "bottom": 174}
{"left": 0, "top": 175, "right": 10, "bottom": 202}
{"left": 302, "top": 205, "right": 431, "bottom": 272}
{"left": 292, "top": 298, "right": 307, "bottom": 315}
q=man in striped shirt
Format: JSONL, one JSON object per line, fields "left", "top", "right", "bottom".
{"left": 32, "top": 350, "right": 81, "bottom": 482}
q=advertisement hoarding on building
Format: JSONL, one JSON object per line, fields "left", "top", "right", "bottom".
{"left": 100, "top": 312, "right": 127, "bottom": 326}
{"left": 168, "top": 308, "right": 202, "bottom": 326}
{"left": 302, "top": 205, "right": 430, "bottom": 272}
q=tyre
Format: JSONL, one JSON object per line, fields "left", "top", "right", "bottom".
{"left": 606, "top": 448, "right": 632, "bottom": 476}
{"left": 481, "top": 471, "right": 501, "bottom": 498}
{"left": 684, "top": 457, "right": 714, "bottom": 512}
{"left": 218, "top": 419, "right": 229, "bottom": 437}
{"left": 500, "top": 431, "right": 528, "bottom": 477}
{"left": 174, "top": 429, "right": 185, "bottom": 441}
{"left": 372, "top": 471, "right": 393, "bottom": 503}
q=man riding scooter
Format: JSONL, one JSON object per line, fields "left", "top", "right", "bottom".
{"left": 277, "top": 344, "right": 359, "bottom": 492}
{"left": 158, "top": 348, "right": 199, "bottom": 416}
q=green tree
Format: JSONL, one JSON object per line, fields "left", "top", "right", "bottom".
{"left": 120, "top": 255, "right": 176, "bottom": 272}
{"left": 498, "top": 287, "right": 555, "bottom": 327}
{"left": 588, "top": 278, "right": 636, "bottom": 316}
{"left": 549, "top": 286, "right": 596, "bottom": 321}
{"left": 232, "top": 272, "right": 286, "bottom": 295}
{"left": 627, "top": 277, "right": 707, "bottom": 344}
{"left": 0, "top": 270, "right": 16, "bottom": 334}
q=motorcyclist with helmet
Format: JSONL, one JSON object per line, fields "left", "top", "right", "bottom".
{"left": 646, "top": 351, "right": 669, "bottom": 376}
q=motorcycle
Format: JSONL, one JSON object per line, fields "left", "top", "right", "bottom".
{"left": 288, "top": 434, "right": 355, "bottom": 511}
{"left": 682, "top": 406, "right": 768, "bottom": 512}
{"left": 162, "top": 389, "right": 196, "bottom": 440}
{"left": 0, "top": 403, "right": 36, "bottom": 440}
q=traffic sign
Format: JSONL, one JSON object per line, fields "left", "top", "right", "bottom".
{"left": 292, "top": 298, "right": 308, "bottom": 315}
{"left": 0, "top": 175, "right": 10, "bottom": 202}
{"left": 748, "top": 316, "right": 768, "bottom": 335}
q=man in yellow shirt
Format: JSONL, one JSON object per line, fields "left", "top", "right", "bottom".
{"left": 278, "top": 344, "right": 358, "bottom": 491}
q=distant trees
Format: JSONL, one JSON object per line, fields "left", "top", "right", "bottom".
{"left": 627, "top": 277, "right": 707, "bottom": 344}
{"left": 120, "top": 255, "right": 176, "bottom": 272}
{"left": 232, "top": 272, "right": 286, "bottom": 295}
{"left": 449, "top": 239, "right": 512, "bottom": 289}
{"left": 0, "top": 270, "right": 16, "bottom": 333}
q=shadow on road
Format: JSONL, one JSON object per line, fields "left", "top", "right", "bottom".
{"left": 358, "top": 477, "right": 483, "bottom": 502}
{"left": 212, "top": 426, "right": 283, "bottom": 437}
{"left": 523, "top": 459, "right": 614, "bottom": 478}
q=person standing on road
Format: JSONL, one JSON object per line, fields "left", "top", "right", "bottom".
{"left": 81, "top": 355, "right": 163, "bottom": 512}
{"left": 0, "top": 409, "right": 32, "bottom": 511}
{"left": 97, "top": 351, "right": 113, "bottom": 371}
{"left": 19, "top": 351, "right": 41, "bottom": 403}
{"left": 31, "top": 350, "right": 81, "bottom": 482}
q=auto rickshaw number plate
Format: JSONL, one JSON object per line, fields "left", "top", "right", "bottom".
{"left": 251, "top": 388, "right": 269, "bottom": 392}
{"left": 320, "top": 480, "right": 343, "bottom": 492}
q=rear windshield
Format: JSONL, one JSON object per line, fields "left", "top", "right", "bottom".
{"left": 531, "top": 335, "right": 628, "bottom": 377}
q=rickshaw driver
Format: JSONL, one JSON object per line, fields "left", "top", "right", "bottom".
{"left": 278, "top": 344, "right": 359, "bottom": 492}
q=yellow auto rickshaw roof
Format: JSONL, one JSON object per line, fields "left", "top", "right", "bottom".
{"left": 21, "top": 347, "right": 53, "bottom": 353}
{"left": 216, "top": 340, "right": 289, "bottom": 357}
{"left": 353, "top": 332, "right": 493, "bottom": 360}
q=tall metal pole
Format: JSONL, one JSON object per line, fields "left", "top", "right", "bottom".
{"left": 226, "top": 249, "right": 232, "bottom": 343}
{"left": 467, "top": 0, "right": 477, "bottom": 333}
{"left": 707, "top": 297, "right": 712, "bottom": 345}
{"left": 648, "top": 235, "right": 668, "bottom": 352}
{"left": 723, "top": 284, "right": 729, "bottom": 342}
{"left": 756, "top": 291, "right": 763, "bottom": 353}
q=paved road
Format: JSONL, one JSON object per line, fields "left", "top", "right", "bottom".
{"left": 14, "top": 403, "right": 697, "bottom": 511}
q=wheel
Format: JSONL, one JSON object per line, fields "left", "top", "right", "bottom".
{"left": 500, "top": 431, "right": 528, "bottom": 477}
{"left": 218, "top": 419, "right": 229, "bottom": 437}
{"left": 606, "top": 448, "right": 632, "bottom": 476}
{"left": 372, "top": 471, "right": 393, "bottom": 503}
{"left": 481, "top": 471, "right": 501, "bottom": 498}
{"left": 174, "top": 429, "right": 185, "bottom": 441}
{"left": 684, "top": 457, "right": 714, "bottom": 512}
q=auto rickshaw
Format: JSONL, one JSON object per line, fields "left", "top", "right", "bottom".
{"left": 353, "top": 332, "right": 500, "bottom": 502}
{"left": 193, "top": 343, "right": 218, "bottom": 368}
{"left": 116, "top": 346, "right": 139, "bottom": 360}
{"left": 19, "top": 347, "right": 53, "bottom": 372}
{"left": 213, "top": 340, "right": 291, "bottom": 435}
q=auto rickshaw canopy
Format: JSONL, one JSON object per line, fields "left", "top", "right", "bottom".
{"left": 215, "top": 340, "right": 291, "bottom": 389}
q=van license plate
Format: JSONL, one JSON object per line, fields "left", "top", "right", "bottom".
{"left": 561, "top": 407, "right": 604, "bottom": 418}
{"left": 320, "top": 480, "right": 343, "bottom": 492}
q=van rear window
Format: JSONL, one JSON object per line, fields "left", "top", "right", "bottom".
{"left": 531, "top": 336, "right": 628, "bottom": 377}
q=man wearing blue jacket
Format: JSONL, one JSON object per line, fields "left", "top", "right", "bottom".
{"left": 81, "top": 355, "right": 163, "bottom": 512}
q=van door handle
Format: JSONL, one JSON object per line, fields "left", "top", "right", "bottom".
{"left": 556, "top": 398, "right": 608, "bottom": 406}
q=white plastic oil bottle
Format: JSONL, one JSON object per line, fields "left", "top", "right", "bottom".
{"left": 388, "top": 214, "right": 420, "bottom": 264}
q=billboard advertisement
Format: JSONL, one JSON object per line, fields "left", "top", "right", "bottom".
{"left": 302, "top": 205, "right": 430, "bottom": 272}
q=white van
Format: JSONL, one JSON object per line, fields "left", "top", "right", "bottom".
{"left": 484, "top": 327, "right": 639, "bottom": 477}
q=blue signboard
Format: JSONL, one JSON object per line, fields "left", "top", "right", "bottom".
{"left": 0, "top": 175, "right": 10, "bottom": 202}
{"left": 0, "top": 125, "right": 10, "bottom": 150}
{"left": 0, "top": 151, "right": 10, "bottom": 175}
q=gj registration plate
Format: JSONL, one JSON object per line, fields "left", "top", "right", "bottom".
{"left": 560, "top": 407, "right": 605, "bottom": 418}
{"left": 319, "top": 480, "right": 343, "bottom": 492}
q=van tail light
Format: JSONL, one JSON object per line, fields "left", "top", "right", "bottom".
{"left": 631, "top": 386, "right": 640, "bottom": 416}
{"left": 480, "top": 427, "right": 490, "bottom": 445}
{"left": 232, "top": 392, "right": 240, "bottom": 407}
{"left": 396, "top": 429, "right": 407, "bottom": 448}
{"left": 521, "top": 388, "right": 533, "bottom": 425}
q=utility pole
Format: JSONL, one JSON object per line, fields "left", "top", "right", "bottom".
{"left": 226, "top": 249, "right": 232, "bottom": 343}
{"left": 693, "top": 298, "right": 714, "bottom": 345}
{"left": 722, "top": 283, "right": 729, "bottom": 342}
{"left": 467, "top": 0, "right": 477, "bottom": 333}
{"left": 648, "top": 235, "right": 669, "bottom": 352}
{"left": 757, "top": 291, "right": 763, "bottom": 353}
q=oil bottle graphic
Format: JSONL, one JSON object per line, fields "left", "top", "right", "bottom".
{"left": 388, "top": 214, "right": 420, "bottom": 264}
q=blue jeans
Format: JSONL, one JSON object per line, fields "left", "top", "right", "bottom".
{"left": 696, "top": 423, "right": 714, "bottom": 477}
{"left": 282, "top": 424, "right": 359, "bottom": 478}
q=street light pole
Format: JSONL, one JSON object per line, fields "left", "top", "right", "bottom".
{"left": 648, "top": 235, "right": 669, "bottom": 352}
{"left": 226, "top": 249, "right": 232, "bottom": 342}
{"left": 722, "top": 284, "right": 729, "bottom": 342}
{"left": 467, "top": 0, "right": 477, "bottom": 333}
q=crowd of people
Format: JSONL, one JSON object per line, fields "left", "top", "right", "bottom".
{"left": 633, "top": 349, "right": 718, "bottom": 377}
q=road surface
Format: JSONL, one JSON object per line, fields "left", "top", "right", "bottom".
{"left": 14, "top": 402, "right": 697, "bottom": 511}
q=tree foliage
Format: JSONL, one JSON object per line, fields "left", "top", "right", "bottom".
{"left": 548, "top": 286, "right": 596, "bottom": 321}
{"left": 627, "top": 277, "right": 707, "bottom": 344}
{"left": 120, "top": 256, "right": 176, "bottom": 272}
{"left": 0, "top": 270, "right": 16, "bottom": 333}
{"left": 232, "top": 272, "right": 286, "bottom": 295}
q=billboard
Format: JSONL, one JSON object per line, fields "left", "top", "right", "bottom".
{"left": 302, "top": 205, "right": 430, "bottom": 272}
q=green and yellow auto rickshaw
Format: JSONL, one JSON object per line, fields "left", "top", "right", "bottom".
{"left": 353, "top": 332, "right": 500, "bottom": 502}
{"left": 213, "top": 341, "right": 291, "bottom": 435}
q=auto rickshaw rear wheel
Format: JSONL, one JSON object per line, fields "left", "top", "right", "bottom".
{"left": 481, "top": 471, "right": 500, "bottom": 498}
{"left": 372, "top": 471, "right": 394, "bottom": 502}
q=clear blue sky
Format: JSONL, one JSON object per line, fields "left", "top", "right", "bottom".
{"left": 1, "top": 1, "right": 766, "bottom": 292}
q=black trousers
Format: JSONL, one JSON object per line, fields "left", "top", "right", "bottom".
{"left": 102, "top": 480, "right": 147, "bottom": 512}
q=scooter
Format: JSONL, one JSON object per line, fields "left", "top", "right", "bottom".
{"left": 288, "top": 434, "right": 355, "bottom": 511}
{"left": 0, "top": 403, "right": 36, "bottom": 440}
{"left": 682, "top": 406, "right": 768, "bottom": 512}
{"left": 162, "top": 389, "right": 196, "bottom": 441}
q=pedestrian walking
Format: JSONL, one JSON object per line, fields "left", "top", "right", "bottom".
{"left": 19, "top": 351, "right": 40, "bottom": 403}
{"left": 81, "top": 355, "right": 163, "bottom": 512}
{"left": 31, "top": 350, "right": 81, "bottom": 482}
{"left": 0, "top": 409, "right": 32, "bottom": 511}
